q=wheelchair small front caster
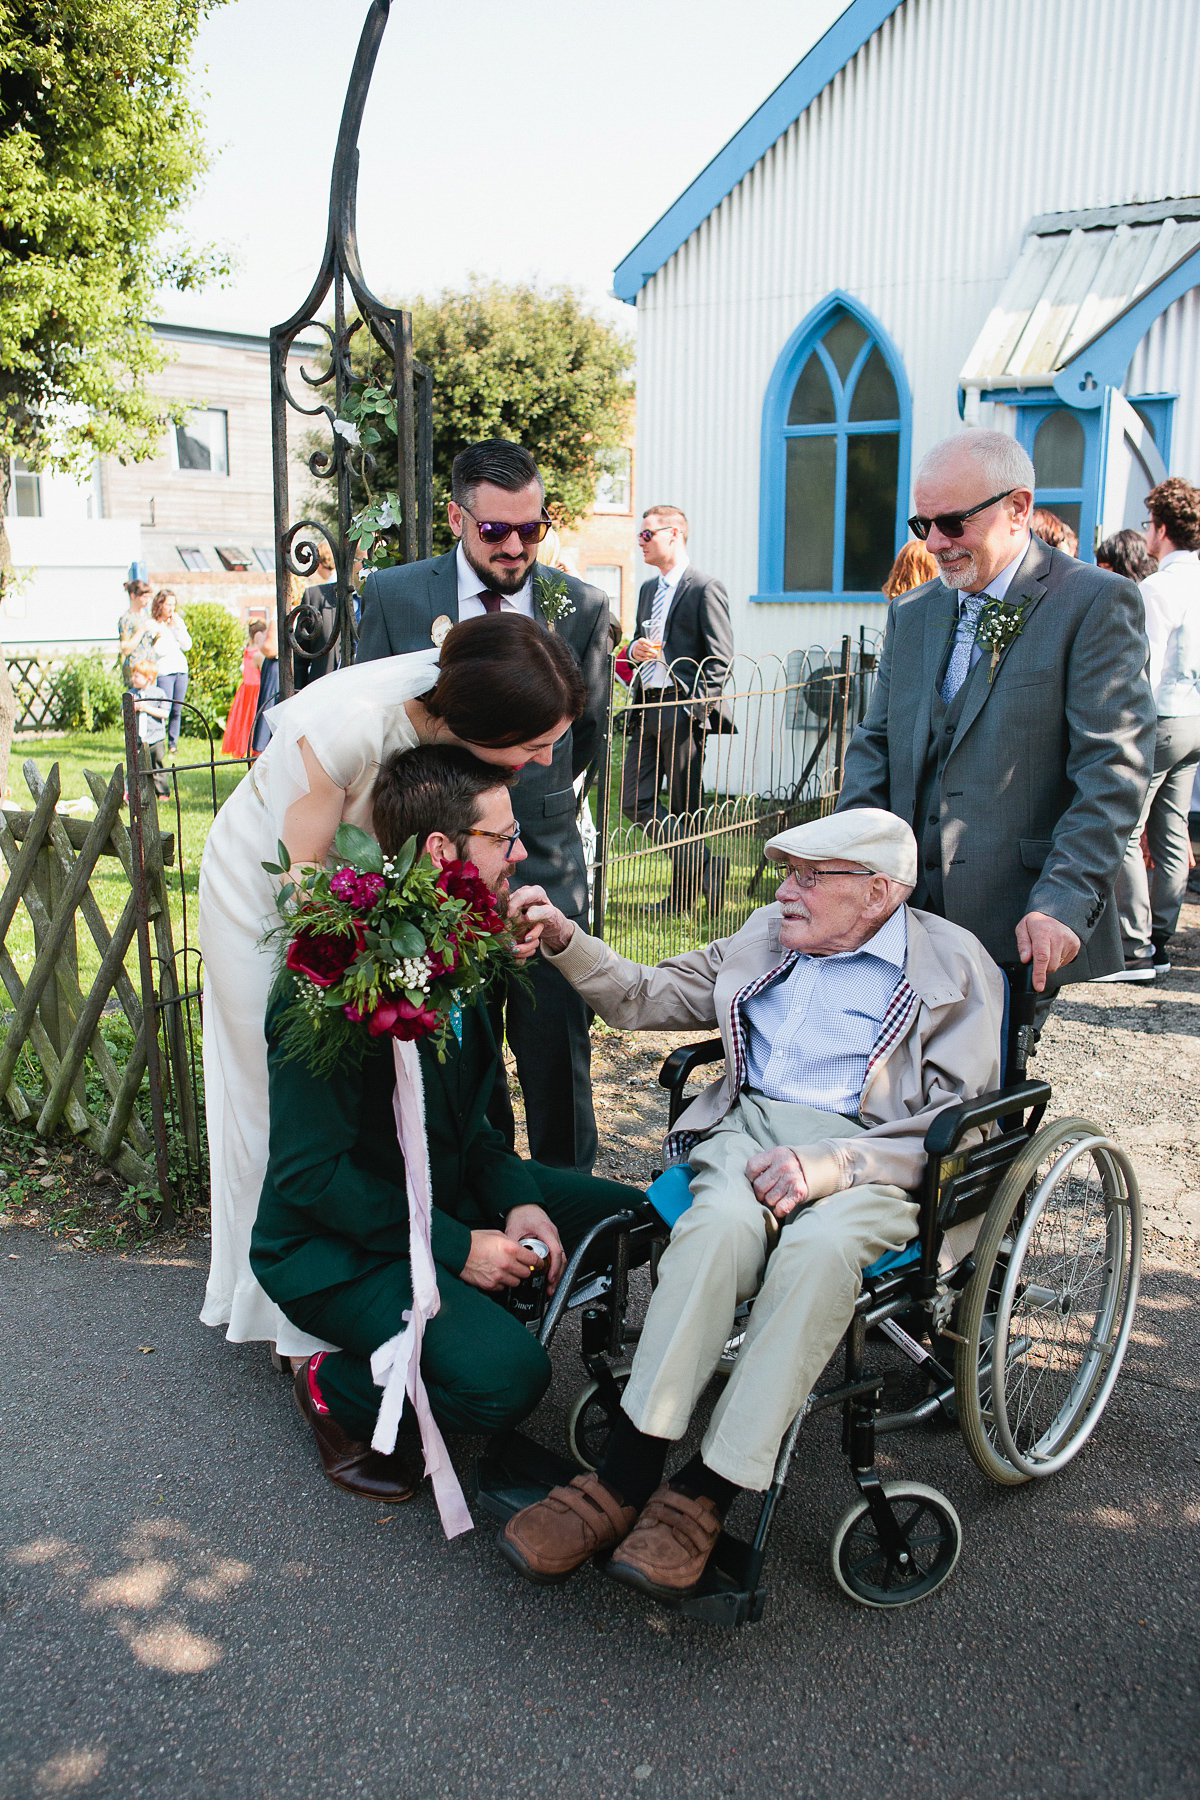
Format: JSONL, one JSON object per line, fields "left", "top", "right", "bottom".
{"left": 830, "top": 1480, "right": 962, "bottom": 1607}
{"left": 565, "top": 1363, "right": 632, "bottom": 1469}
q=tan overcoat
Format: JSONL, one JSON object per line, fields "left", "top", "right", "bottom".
{"left": 544, "top": 904, "right": 1005, "bottom": 1199}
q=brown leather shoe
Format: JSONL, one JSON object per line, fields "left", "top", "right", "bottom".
{"left": 499, "top": 1473, "right": 637, "bottom": 1585}
{"left": 607, "top": 1485, "right": 722, "bottom": 1598}
{"left": 293, "top": 1361, "right": 418, "bottom": 1503}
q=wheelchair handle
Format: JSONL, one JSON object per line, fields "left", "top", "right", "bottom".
{"left": 923, "top": 1080, "right": 1052, "bottom": 1158}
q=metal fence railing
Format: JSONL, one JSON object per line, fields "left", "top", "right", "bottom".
{"left": 589, "top": 632, "right": 881, "bottom": 963}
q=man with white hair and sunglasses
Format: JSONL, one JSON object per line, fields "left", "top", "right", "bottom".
{"left": 838, "top": 429, "right": 1155, "bottom": 997}
{"left": 497, "top": 808, "right": 1003, "bottom": 1600}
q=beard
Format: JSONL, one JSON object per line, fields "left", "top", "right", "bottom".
{"left": 461, "top": 536, "right": 534, "bottom": 597}
{"left": 934, "top": 546, "right": 982, "bottom": 590}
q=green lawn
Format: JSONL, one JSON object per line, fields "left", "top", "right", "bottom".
{"left": 5, "top": 730, "right": 246, "bottom": 988}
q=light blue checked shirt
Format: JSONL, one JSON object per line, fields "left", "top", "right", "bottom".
{"left": 742, "top": 905, "right": 908, "bottom": 1117}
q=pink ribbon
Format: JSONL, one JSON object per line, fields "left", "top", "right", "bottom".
{"left": 368, "top": 1038, "right": 473, "bottom": 1538}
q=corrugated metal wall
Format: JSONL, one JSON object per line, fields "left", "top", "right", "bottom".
{"left": 634, "top": 0, "right": 1200, "bottom": 661}
{"left": 1126, "top": 287, "right": 1200, "bottom": 481}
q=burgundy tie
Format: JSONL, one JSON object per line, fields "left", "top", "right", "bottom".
{"left": 479, "top": 590, "right": 503, "bottom": 614}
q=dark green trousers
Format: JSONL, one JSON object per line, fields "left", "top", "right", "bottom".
{"left": 286, "top": 1164, "right": 644, "bottom": 1443}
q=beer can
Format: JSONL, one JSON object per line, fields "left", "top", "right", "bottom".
{"left": 508, "top": 1236, "right": 550, "bottom": 1324}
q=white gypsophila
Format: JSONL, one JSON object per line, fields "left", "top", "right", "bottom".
{"left": 399, "top": 955, "right": 432, "bottom": 992}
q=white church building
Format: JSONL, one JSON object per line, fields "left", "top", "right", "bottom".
{"left": 615, "top": 0, "right": 1200, "bottom": 659}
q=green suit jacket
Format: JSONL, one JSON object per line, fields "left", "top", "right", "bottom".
{"left": 249, "top": 983, "right": 547, "bottom": 1307}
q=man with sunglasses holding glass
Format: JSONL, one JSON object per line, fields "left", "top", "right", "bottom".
{"left": 500, "top": 807, "right": 1002, "bottom": 1596}
{"left": 837, "top": 429, "right": 1155, "bottom": 1002}
{"left": 357, "top": 439, "right": 611, "bottom": 1174}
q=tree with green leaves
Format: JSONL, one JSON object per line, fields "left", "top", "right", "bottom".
{"left": 0, "top": 0, "right": 228, "bottom": 775}
{"left": 325, "top": 279, "right": 634, "bottom": 566}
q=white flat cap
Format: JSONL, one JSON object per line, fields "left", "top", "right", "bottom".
{"left": 764, "top": 807, "right": 917, "bottom": 886}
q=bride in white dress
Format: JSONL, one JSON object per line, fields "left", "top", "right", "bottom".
{"left": 197, "top": 614, "right": 585, "bottom": 1355}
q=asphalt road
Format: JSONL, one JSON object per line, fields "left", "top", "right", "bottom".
{"left": 1, "top": 1231, "right": 1197, "bottom": 1800}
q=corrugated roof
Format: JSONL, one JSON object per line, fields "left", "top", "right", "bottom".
{"left": 960, "top": 203, "right": 1200, "bottom": 388}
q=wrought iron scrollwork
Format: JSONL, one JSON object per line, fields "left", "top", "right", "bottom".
{"left": 268, "top": 0, "right": 433, "bottom": 696}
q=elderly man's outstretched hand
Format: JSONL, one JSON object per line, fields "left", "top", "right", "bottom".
{"left": 746, "top": 1145, "right": 809, "bottom": 1220}
{"left": 507, "top": 885, "right": 576, "bottom": 956}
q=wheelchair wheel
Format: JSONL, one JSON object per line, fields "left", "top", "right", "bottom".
{"left": 955, "top": 1117, "right": 1141, "bottom": 1484}
{"left": 565, "top": 1364, "right": 632, "bottom": 1470}
{"left": 830, "top": 1482, "right": 961, "bottom": 1607}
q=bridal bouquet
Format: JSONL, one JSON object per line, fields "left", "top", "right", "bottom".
{"left": 264, "top": 824, "right": 522, "bottom": 1076}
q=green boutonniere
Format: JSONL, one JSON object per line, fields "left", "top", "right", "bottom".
{"left": 534, "top": 569, "right": 576, "bottom": 631}
{"left": 975, "top": 592, "right": 1037, "bottom": 682}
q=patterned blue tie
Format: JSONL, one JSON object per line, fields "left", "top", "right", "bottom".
{"left": 941, "top": 593, "right": 987, "bottom": 704}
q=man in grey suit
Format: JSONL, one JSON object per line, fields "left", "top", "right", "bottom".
{"left": 837, "top": 429, "right": 1155, "bottom": 996}
{"left": 356, "top": 439, "right": 610, "bottom": 1171}
{"left": 623, "top": 505, "right": 734, "bottom": 914}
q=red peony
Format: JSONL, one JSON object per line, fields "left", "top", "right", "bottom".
{"left": 286, "top": 922, "right": 365, "bottom": 987}
{"left": 426, "top": 940, "right": 458, "bottom": 981}
{"left": 368, "top": 994, "right": 440, "bottom": 1041}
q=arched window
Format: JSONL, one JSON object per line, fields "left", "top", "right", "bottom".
{"left": 1032, "top": 410, "right": 1085, "bottom": 542}
{"left": 758, "top": 295, "right": 911, "bottom": 599}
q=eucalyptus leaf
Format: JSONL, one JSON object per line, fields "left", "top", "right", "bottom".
{"left": 391, "top": 835, "right": 417, "bottom": 882}
{"left": 278, "top": 882, "right": 295, "bottom": 904}
{"left": 276, "top": 840, "right": 292, "bottom": 873}
{"left": 333, "top": 822, "right": 384, "bottom": 873}
{"left": 390, "top": 921, "right": 426, "bottom": 957}
{"left": 261, "top": 861, "right": 282, "bottom": 877}
{"left": 403, "top": 988, "right": 425, "bottom": 1008}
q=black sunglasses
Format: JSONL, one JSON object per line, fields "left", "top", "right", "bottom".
{"left": 463, "top": 507, "right": 551, "bottom": 546}
{"left": 907, "top": 489, "right": 1016, "bottom": 541}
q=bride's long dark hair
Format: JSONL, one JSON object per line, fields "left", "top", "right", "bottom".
{"left": 419, "top": 613, "right": 586, "bottom": 747}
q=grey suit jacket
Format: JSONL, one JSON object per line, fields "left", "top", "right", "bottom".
{"left": 836, "top": 535, "right": 1155, "bottom": 980}
{"left": 356, "top": 550, "right": 610, "bottom": 918}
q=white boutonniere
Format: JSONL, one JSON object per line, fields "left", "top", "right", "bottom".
{"left": 534, "top": 570, "right": 576, "bottom": 632}
{"left": 430, "top": 614, "right": 453, "bottom": 649}
{"left": 975, "top": 592, "right": 1037, "bottom": 682}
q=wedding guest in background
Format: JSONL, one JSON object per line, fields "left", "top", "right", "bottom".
{"left": 128, "top": 659, "right": 170, "bottom": 798}
{"left": 250, "top": 614, "right": 280, "bottom": 757}
{"left": 221, "top": 620, "right": 268, "bottom": 759}
{"left": 882, "top": 540, "right": 939, "bottom": 598}
{"left": 1097, "top": 528, "right": 1158, "bottom": 583}
{"left": 148, "top": 589, "right": 191, "bottom": 753}
{"left": 118, "top": 561, "right": 154, "bottom": 687}
{"left": 1100, "top": 477, "right": 1200, "bottom": 982}
{"left": 837, "top": 429, "right": 1154, "bottom": 1002}
{"left": 1031, "top": 507, "right": 1079, "bottom": 559}
{"left": 622, "top": 505, "right": 734, "bottom": 917}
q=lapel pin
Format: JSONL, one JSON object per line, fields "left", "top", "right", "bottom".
{"left": 430, "top": 614, "right": 453, "bottom": 649}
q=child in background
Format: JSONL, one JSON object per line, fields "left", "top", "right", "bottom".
{"left": 128, "top": 658, "right": 171, "bottom": 798}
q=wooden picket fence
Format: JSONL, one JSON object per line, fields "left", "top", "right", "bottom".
{"left": 0, "top": 756, "right": 179, "bottom": 1199}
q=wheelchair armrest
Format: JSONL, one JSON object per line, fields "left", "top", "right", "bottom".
{"left": 658, "top": 1038, "right": 726, "bottom": 1091}
{"left": 923, "top": 1080, "right": 1052, "bottom": 1158}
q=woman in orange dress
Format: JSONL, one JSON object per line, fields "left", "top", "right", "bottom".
{"left": 221, "top": 620, "right": 267, "bottom": 758}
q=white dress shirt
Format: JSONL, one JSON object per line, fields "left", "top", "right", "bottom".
{"left": 955, "top": 534, "right": 1031, "bottom": 677}
{"left": 1138, "top": 548, "right": 1200, "bottom": 716}
{"left": 639, "top": 553, "right": 690, "bottom": 690}
{"left": 455, "top": 542, "right": 534, "bottom": 620}
{"left": 742, "top": 904, "right": 908, "bottom": 1117}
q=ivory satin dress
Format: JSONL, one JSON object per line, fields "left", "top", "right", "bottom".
{"left": 198, "top": 649, "right": 438, "bottom": 1352}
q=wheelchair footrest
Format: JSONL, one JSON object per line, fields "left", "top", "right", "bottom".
{"left": 472, "top": 1430, "right": 578, "bottom": 1525}
{"left": 600, "top": 1529, "right": 767, "bottom": 1627}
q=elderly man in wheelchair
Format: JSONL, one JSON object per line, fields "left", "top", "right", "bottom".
{"left": 497, "top": 807, "right": 1022, "bottom": 1601}
{"left": 491, "top": 805, "right": 1142, "bottom": 1616}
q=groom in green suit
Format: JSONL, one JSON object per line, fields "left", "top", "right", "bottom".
{"left": 250, "top": 745, "right": 644, "bottom": 1502}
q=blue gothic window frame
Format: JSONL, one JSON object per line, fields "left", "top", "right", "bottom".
{"left": 755, "top": 292, "right": 912, "bottom": 603}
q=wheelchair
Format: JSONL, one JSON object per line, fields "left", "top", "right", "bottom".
{"left": 474, "top": 967, "right": 1142, "bottom": 1624}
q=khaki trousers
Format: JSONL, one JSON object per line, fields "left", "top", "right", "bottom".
{"left": 623, "top": 1094, "right": 919, "bottom": 1490}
